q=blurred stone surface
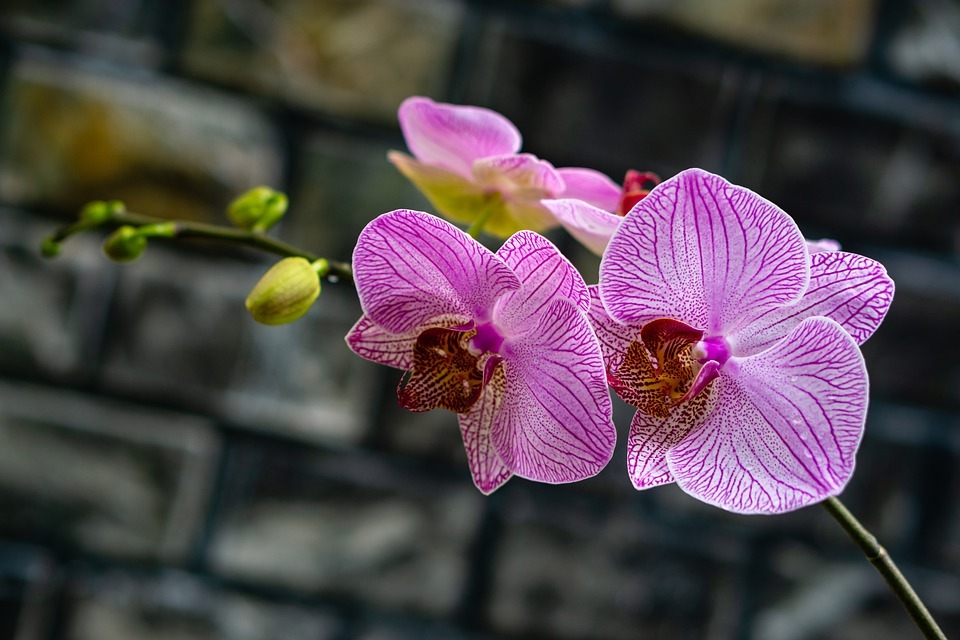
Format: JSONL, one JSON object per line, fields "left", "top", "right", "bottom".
{"left": 0, "top": 209, "right": 113, "bottom": 382}
{"left": 0, "top": 0, "right": 162, "bottom": 65}
{"left": 888, "top": 0, "right": 960, "bottom": 92}
{"left": 283, "top": 130, "right": 430, "bottom": 259}
{"left": 99, "top": 245, "right": 372, "bottom": 444}
{"left": 181, "top": 0, "right": 463, "bottom": 122}
{"left": 66, "top": 570, "right": 343, "bottom": 640}
{"left": 0, "top": 381, "right": 218, "bottom": 561}
{"left": 209, "top": 445, "right": 482, "bottom": 617}
{"left": 612, "top": 0, "right": 877, "bottom": 66}
{"left": 489, "top": 492, "right": 744, "bottom": 640}
{"left": 470, "top": 28, "right": 733, "bottom": 181}
{"left": 0, "top": 56, "right": 282, "bottom": 222}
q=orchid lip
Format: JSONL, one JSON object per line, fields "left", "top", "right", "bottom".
{"left": 693, "top": 335, "right": 731, "bottom": 367}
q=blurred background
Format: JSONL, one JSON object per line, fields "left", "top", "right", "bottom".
{"left": 0, "top": 0, "right": 959, "bottom": 638}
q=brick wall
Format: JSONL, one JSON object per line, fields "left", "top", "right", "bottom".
{"left": 1, "top": 1, "right": 959, "bottom": 638}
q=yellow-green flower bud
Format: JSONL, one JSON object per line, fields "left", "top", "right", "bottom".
{"left": 103, "top": 226, "right": 147, "bottom": 262}
{"left": 80, "top": 200, "right": 125, "bottom": 225}
{"left": 227, "top": 187, "right": 288, "bottom": 232}
{"left": 40, "top": 238, "right": 62, "bottom": 258}
{"left": 245, "top": 257, "right": 321, "bottom": 325}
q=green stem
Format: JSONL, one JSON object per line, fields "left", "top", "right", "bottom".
{"left": 823, "top": 497, "right": 946, "bottom": 639}
{"left": 47, "top": 210, "right": 353, "bottom": 283}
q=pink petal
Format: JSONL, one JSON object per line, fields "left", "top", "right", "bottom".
{"left": 668, "top": 317, "right": 868, "bottom": 514}
{"left": 542, "top": 199, "right": 622, "bottom": 257}
{"left": 600, "top": 168, "right": 810, "bottom": 334}
{"left": 458, "top": 369, "right": 513, "bottom": 494}
{"left": 494, "top": 231, "right": 590, "bottom": 334}
{"left": 345, "top": 314, "right": 416, "bottom": 370}
{"left": 493, "top": 298, "right": 616, "bottom": 484}
{"left": 730, "top": 251, "right": 895, "bottom": 356}
{"left": 471, "top": 153, "right": 565, "bottom": 197}
{"left": 627, "top": 395, "right": 709, "bottom": 490}
{"left": 398, "top": 96, "right": 521, "bottom": 178}
{"left": 806, "top": 238, "right": 841, "bottom": 254}
{"left": 556, "top": 167, "right": 622, "bottom": 211}
{"left": 353, "top": 210, "right": 520, "bottom": 334}
{"left": 586, "top": 285, "right": 640, "bottom": 371}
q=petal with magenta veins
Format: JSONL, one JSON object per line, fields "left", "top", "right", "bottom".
{"left": 472, "top": 153, "right": 565, "bottom": 197}
{"left": 493, "top": 298, "right": 616, "bottom": 484}
{"left": 353, "top": 210, "right": 520, "bottom": 334}
{"left": 458, "top": 365, "right": 513, "bottom": 494}
{"left": 398, "top": 96, "right": 521, "bottom": 178}
{"left": 397, "top": 327, "right": 484, "bottom": 413}
{"left": 628, "top": 390, "right": 711, "bottom": 490}
{"left": 556, "top": 167, "right": 622, "bottom": 211}
{"left": 806, "top": 238, "right": 841, "bottom": 254}
{"left": 542, "top": 198, "right": 621, "bottom": 257}
{"left": 586, "top": 285, "right": 640, "bottom": 371}
{"left": 600, "top": 168, "right": 810, "bottom": 334}
{"left": 730, "top": 251, "right": 895, "bottom": 356}
{"left": 494, "top": 231, "right": 590, "bottom": 334}
{"left": 668, "top": 316, "right": 868, "bottom": 514}
{"left": 345, "top": 314, "right": 417, "bottom": 370}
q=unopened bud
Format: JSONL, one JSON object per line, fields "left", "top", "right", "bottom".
{"left": 80, "top": 200, "right": 125, "bottom": 225}
{"left": 227, "top": 187, "right": 288, "bottom": 232}
{"left": 41, "top": 238, "right": 62, "bottom": 258}
{"left": 103, "top": 226, "right": 147, "bottom": 262}
{"left": 245, "top": 257, "right": 321, "bottom": 325}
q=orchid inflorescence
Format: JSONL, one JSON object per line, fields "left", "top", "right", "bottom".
{"left": 47, "top": 95, "right": 949, "bottom": 638}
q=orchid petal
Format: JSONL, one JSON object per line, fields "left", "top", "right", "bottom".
{"left": 494, "top": 231, "right": 590, "bottom": 334}
{"left": 494, "top": 298, "right": 616, "bottom": 483}
{"left": 345, "top": 314, "right": 416, "bottom": 370}
{"left": 627, "top": 392, "right": 711, "bottom": 490}
{"left": 353, "top": 210, "right": 520, "bottom": 334}
{"left": 458, "top": 366, "right": 513, "bottom": 494}
{"left": 668, "top": 317, "right": 868, "bottom": 514}
{"left": 542, "top": 199, "right": 622, "bottom": 257}
{"left": 556, "top": 167, "right": 622, "bottom": 211}
{"left": 472, "top": 153, "right": 564, "bottom": 197}
{"left": 388, "top": 151, "right": 495, "bottom": 225}
{"left": 398, "top": 96, "right": 521, "bottom": 178}
{"left": 600, "top": 168, "right": 810, "bottom": 334}
{"left": 586, "top": 285, "right": 639, "bottom": 371}
{"left": 806, "top": 238, "right": 841, "bottom": 254}
{"left": 731, "top": 252, "right": 895, "bottom": 356}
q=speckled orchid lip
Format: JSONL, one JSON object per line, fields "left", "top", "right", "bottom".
{"left": 590, "top": 168, "right": 894, "bottom": 515}
{"left": 346, "top": 209, "right": 616, "bottom": 494}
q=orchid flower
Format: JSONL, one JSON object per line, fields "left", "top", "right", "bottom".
{"left": 345, "top": 209, "right": 616, "bottom": 494}
{"left": 388, "top": 96, "right": 621, "bottom": 238}
{"left": 590, "top": 168, "right": 894, "bottom": 514}
{"left": 545, "top": 173, "right": 841, "bottom": 258}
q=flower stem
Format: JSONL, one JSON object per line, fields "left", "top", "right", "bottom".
{"left": 823, "top": 497, "right": 946, "bottom": 639}
{"left": 45, "top": 209, "right": 353, "bottom": 283}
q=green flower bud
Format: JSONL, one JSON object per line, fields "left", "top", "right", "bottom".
{"left": 103, "top": 226, "right": 147, "bottom": 262}
{"left": 227, "top": 187, "right": 288, "bottom": 232}
{"left": 245, "top": 257, "right": 321, "bottom": 325}
{"left": 40, "top": 238, "right": 62, "bottom": 258}
{"left": 80, "top": 200, "right": 125, "bottom": 225}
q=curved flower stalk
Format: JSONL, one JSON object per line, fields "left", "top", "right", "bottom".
{"left": 346, "top": 209, "right": 616, "bottom": 494}
{"left": 591, "top": 168, "right": 894, "bottom": 514}
{"left": 389, "top": 96, "right": 622, "bottom": 238}
{"left": 545, "top": 175, "right": 842, "bottom": 258}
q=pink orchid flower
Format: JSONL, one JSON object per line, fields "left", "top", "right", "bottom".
{"left": 545, "top": 173, "right": 842, "bottom": 258}
{"left": 346, "top": 209, "right": 616, "bottom": 494}
{"left": 590, "top": 168, "right": 894, "bottom": 514}
{"left": 388, "top": 96, "right": 621, "bottom": 238}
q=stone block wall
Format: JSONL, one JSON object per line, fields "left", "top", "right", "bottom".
{"left": 0, "top": 1, "right": 959, "bottom": 638}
